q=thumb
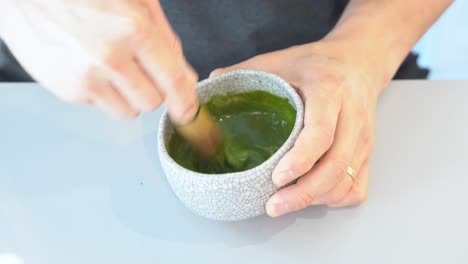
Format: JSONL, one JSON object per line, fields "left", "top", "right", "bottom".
{"left": 209, "top": 64, "right": 255, "bottom": 78}
{"left": 209, "top": 55, "right": 273, "bottom": 78}
{"left": 209, "top": 67, "right": 229, "bottom": 78}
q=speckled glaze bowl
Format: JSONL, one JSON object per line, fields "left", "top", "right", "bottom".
{"left": 158, "top": 69, "right": 304, "bottom": 221}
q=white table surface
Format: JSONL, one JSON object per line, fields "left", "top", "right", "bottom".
{"left": 1, "top": 81, "right": 467, "bottom": 264}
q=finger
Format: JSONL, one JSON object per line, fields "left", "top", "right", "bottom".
{"left": 86, "top": 70, "right": 139, "bottom": 119}
{"left": 130, "top": 4, "right": 199, "bottom": 124}
{"left": 209, "top": 46, "right": 313, "bottom": 78}
{"left": 312, "top": 125, "right": 374, "bottom": 205}
{"left": 134, "top": 0, "right": 174, "bottom": 40}
{"left": 158, "top": 64, "right": 199, "bottom": 125}
{"left": 311, "top": 154, "right": 364, "bottom": 206}
{"left": 294, "top": 104, "right": 364, "bottom": 199}
{"left": 271, "top": 91, "right": 341, "bottom": 187}
{"left": 58, "top": 93, "right": 92, "bottom": 105}
{"left": 328, "top": 160, "right": 370, "bottom": 207}
{"left": 266, "top": 103, "right": 364, "bottom": 217}
{"left": 45, "top": 83, "right": 92, "bottom": 106}
{"left": 310, "top": 172, "right": 354, "bottom": 205}
{"left": 104, "top": 42, "right": 163, "bottom": 112}
{"left": 209, "top": 53, "right": 282, "bottom": 77}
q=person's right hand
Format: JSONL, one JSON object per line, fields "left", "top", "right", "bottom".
{"left": 0, "top": 0, "right": 198, "bottom": 122}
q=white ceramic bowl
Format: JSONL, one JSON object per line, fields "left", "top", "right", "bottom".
{"left": 158, "top": 69, "right": 304, "bottom": 221}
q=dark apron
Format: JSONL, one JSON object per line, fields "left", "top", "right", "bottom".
{"left": 0, "top": 0, "right": 428, "bottom": 82}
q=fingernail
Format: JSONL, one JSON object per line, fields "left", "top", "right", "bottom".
{"left": 273, "top": 170, "right": 293, "bottom": 187}
{"left": 266, "top": 196, "right": 289, "bottom": 217}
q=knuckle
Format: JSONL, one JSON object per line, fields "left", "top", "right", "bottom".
{"left": 85, "top": 81, "right": 105, "bottom": 97}
{"left": 136, "top": 25, "right": 150, "bottom": 42}
{"left": 81, "top": 69, "right": 109, "bottom": 99}
{"left": 352, "top": 189, "right": 368, "bottom": 205}
{"left": 77, "top": 82, "right": 93, "bottom": 96}
{"left": 170, "top": 99, "right": 199, "bottom": 124}
{"left": 103, "top": 40, "right": 131, "bottom": 74}
{"left": 131, "top": 19, "right": 151, "bottom": 45}
{"left": 296, "top": 155, "right": 315, "bottom": 172}
{"left": 286, "top": 154, "right": 314, "bottom": 177}
{"left": 82, "top": 72, "right": 94, "bottom": 91}
{"left": 312, "top": 123, "right": 335, "bottom": 148}
{"left": 329, "top": 192, "right": 345, "bottom": 204}
{"left": 168, "top": 67, "right": 197, "bottom": 90}
{"left": 105, "top": 53, "right": 126, "bottom": 74}
{"left": 355, "top": 107, "right": 369, "bottom": 124}
{"left": 132, "top": 19, "right": 182, "bottom": 56}
{"left": 361, "top": 130, "right": 375, "bottom": 151}
{"left": 322, "top": 127, "right": 335, "bottom": 147}
{"left": 168, "top": 70, "right": 188, "bottom": 89}
{"left": 138, "top": 89, "right": 164, "bottom": 111}
{"left": 318, "top": 72, "right": 346, "bottom": 93}
{"left": 295, "top": 188, "right": 315, "bottom": 210}
{"left": 327, "top": 156, "right": 349, "bottom": 183}
{"left": 141, "top": 98, "right": 162, "bottom": 112}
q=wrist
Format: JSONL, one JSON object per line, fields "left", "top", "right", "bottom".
{"left": 325, "top": 16, "right": 411, "bottom": 92}
{"left": 318, "top": 0, "right": 453, "bottom": 93}
{"left": 307, "top": 35, "right": 393, "bottom": 97}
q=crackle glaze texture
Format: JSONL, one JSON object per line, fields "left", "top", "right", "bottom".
{"left": 158, "top": 70, "right": 304, "bottom": 221}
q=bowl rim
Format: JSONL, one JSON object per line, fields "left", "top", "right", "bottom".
{"left": 158, "top": 69, "right": 304, "bottom": 179}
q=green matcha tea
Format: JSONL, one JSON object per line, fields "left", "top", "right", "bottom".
{"left": 168, "top": 90, "right": 296, "bottom": 174}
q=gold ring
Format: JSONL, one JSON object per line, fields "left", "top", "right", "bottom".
{"left": 346, "top": 166, "right": 356, "bottom": 182}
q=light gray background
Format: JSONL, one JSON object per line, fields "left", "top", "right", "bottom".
{"left": 1, "top": 81, "right": 468, "bottom": 263}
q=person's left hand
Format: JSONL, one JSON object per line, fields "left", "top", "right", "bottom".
{"left": 211, "top": 41, "right": 385, "bottom": 217}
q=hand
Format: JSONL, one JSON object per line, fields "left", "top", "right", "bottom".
{"left": 0, "top": 0, "right": 197, "bottom": 122}
{"left": 211, "top": 41, "right": 383, "bottom": 217}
